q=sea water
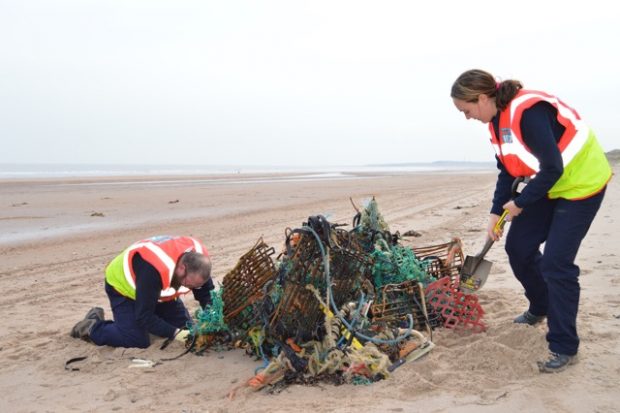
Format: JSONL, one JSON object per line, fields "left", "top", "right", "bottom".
{"left": 0, "top": 161, "right": 495, "bottom": 246}
{"left": 0, "top": 162, "right": 494, "bottom": 180}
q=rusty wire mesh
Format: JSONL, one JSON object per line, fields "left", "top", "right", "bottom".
{"left": 222, "top": 238, "right": 277, "bottom": 332}
{"left": 370, "top": 279, "right": 440, "bottom": 331}
{"left": 411, "top": 238, "right": 464, "bottom": 284}
{"left": 269, "top": 231, "right": 325, "bottom": 342}
{"left": 268, "top": 229, "right": 373, "bottom": 342}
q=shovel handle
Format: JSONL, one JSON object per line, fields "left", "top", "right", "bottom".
{"left": 474, "top": 210, "right": 509, "bottom": 260}
{"left": 469, "top": 178, "right": 524, "bottom": 269}
{"left": 493, "top": 209, "right": 509, "bottom": 234}
{"left": 477, "top": 236, "right": 495, "bottom": 258}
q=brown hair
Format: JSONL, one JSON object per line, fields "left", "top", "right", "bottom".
{"left": 180, "top": 251, "right": 212, "bottom": 282}
{"left": 451, "top": 69, "right": 523, "bottom": 111}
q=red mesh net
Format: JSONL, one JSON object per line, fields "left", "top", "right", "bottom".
{"left": 425, "top": 276, "right": 486, "bottom": 332}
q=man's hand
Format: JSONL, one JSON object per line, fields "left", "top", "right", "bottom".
{"left": 174, "top": 329, "right": 190, "bottom": 342}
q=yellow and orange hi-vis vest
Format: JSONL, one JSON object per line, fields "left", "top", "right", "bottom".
{"left": 105, "top": 235, "right": 208, "bottom": 301}
{"left": 489, "top": 89, "right": 611, "bottom": 200}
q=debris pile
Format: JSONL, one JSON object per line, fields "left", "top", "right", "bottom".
{"left": 185, "top": 198, "right": 486, "bottom": 394}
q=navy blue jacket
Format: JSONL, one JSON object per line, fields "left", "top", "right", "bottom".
{"left": 490, "top": 102, "right": 565, "bottom": 215}
{"left": 133, "top": 253, "right": 214, "bottom": 338}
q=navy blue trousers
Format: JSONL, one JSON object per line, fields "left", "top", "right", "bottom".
{"left": 505, "top": 187, "right": 606, "bottom": 356}
{"left": 90, "top": 283, "right": 191, "bottom": 348}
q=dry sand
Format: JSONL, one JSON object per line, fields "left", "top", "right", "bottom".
{"left": 1, "top": 168, "right": 619, "bottom": 413}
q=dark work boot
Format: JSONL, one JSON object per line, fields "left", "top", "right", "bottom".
{"left": 513, "top": 310, "right": 546, "bottom": 326}
{"left": 85, "top": 307, "right": 105, "bottom": 322}
{"left": 70, "top": 318, "right": 97, "bottom": 340}
{"left": 537, "top": 352, "right": 576, "bottom": 373}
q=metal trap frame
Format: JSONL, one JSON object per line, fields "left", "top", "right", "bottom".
{"left": 222, "top": 238, "right": 277, "bottom": 332}
{"left": 370, "top": 279, "right": 441, "bottom": 331}
{"left": 269, "top": 229, "right": 373, "bottom": 343}
{"left": 411, "top": 238, "right": 464, "bottom": 284}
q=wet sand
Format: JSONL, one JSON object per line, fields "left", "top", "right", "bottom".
{"left": 1, "top": 168, "right": 619, "bottom": 412}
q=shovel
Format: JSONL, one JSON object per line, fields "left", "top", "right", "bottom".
{"left": 459, "top": 177, "right": 527, "bottom": 293}
{"left": 459, "top": 209, "right": 509, "bottom": 294}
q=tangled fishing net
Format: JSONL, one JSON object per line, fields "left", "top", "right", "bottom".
{"left": 179, "top": 198, "right": 485, "bottom": 396}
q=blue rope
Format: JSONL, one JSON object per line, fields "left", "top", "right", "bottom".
{"left": 300, "top": 225, "right": 413, "bottom": 346}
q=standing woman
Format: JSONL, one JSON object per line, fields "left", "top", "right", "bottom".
{"left": 451, "top": 69, "right": 612, "bottom": 373}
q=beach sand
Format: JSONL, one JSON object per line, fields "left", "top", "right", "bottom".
{"left": 1, "top": 168, "right": 618, "bottom": 413}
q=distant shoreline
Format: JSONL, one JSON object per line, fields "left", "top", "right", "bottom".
{"left": 0, "top": 161, "right": 495, "bottom": 180}
{"left": 0, "top": 168, "right": 496, "bottom": 247}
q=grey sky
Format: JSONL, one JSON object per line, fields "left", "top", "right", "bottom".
{"left": 1, "top": 0, "right": 618, "bottom": 166}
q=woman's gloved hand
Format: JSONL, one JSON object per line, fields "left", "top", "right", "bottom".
{"left": 487, "top": 214, "right": 502, "bottom": 241}
{"left": 502, "top": 200, "right": 523, "bottom": 220}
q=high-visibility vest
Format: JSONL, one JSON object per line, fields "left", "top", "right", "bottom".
{"left": 489, "top": 89, "right": 611, "bottom": 199}
{"left": 105, "top": 235, "right": 208, "bottom": 301}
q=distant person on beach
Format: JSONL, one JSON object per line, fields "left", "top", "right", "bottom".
{"left": 451, "top": 69, "right": 611, "bottom": 373}
{"left": 70, "top": 235, "right": 214, "bottom": 348}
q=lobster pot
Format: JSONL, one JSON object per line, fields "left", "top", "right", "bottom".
{"left": 334, "top": 227, "right": 367, "bottom": 254}
{"left": 425, "top": 276, "right": 486, "bottom": 332}
{"left": 269, "top": 231, "right": 373, "bottom": 343}
{"left": 412, "top": 239, "right": 464, "bottom": 284}
{"left": 222, "top": 239, "right": 277, "bottom": 332}
{"left": 370, "top": 280, "right": 441, "bottom": 331}
{"left": 269, "top": 232, "right": 325, "bottom": 342}
{"left": 329, "top": 247, "right": 373, "bottom": 309}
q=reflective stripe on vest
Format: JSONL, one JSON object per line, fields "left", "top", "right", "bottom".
{"left": 490, "top": 90, "right": 589, "bottom": 176}
{"left": 490, "top": 90, "right": 611, "bottom": 199}
{"left": 106, "top": 236, "right": 206, "bottom": 301}
{"left": 122, "top": 241, "right": 187, "bottom": 299}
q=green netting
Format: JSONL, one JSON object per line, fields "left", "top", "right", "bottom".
{"left": 371, "top": 245, "right": 433, "bottom": 293}
{"left": 189, "top": 288, "right": 229, "bottom": 335}
{"left": 361, "top": 197, "right": 389, "bottom": 233}
{"left": 269, "top": 282, "right": 283, "bottom": 307}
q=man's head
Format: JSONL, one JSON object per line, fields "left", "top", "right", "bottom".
{"left": 171, "top": 251, "right": 212, "bottom": 290}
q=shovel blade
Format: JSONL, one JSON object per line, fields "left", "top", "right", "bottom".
{"left": 460, "top": 255, "right": 493, "bottom": 293}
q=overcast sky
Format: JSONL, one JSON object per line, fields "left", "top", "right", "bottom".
{"left": 1, "top": 0, "right": 618, "bottom": 166}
